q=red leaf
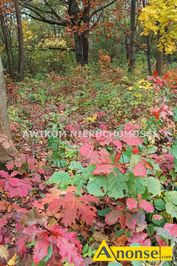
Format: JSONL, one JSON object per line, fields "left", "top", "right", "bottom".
{"left": 132, "top": 147, "right": 139, "bottom": 154}
{"left": 80, "top": 143, "right": 93, "bottom": 160}
{"left": 133, "top": 162, "right": 147, "bottom": 177}
{"left": 139, "top": 199, "right": 154, "bottom": 213}
{"left": 95, "top": 131, "right": 114, "bottom": 146}
{"left": 114, "top": 152, "right": 121, "bottom": 163}
{"left": 153, "top": 70, "right": 158, "bottom": 77}
{"left": 10, "top": 171, "right": 19, "bottom": 177}
{"left": 0, "top": 217, "right": 8, "bottom": 229}
{"left": 54, "top": 227, "right": 84, "bottom": 266}
{"left": 0, "top": 170, "right": 9, "bottom": 178}
{"left": 121, "top": 123, "right": 142, "bottom": 146}
{"left": 164, "top": 223, "right": 177, "bottom": 238}
{"left": 93, "top": 164, "right": 114, "bottom": 175}
{"left": 122, "top": 136, "right": 142, "bottom": 146}
{"left": 34, "top": 237, "right": 49, "bottom": 264}
{"left": 105, "top": 210, "right": 120, "bottom": 225}
{"left": 17, "top": 238, "right": 27, "bottom": 255}
{"left": 113, "top": 140, "right": 122, "bottom": 151}
{"left": 125, "top": 212, "right": 137, "bottom": 230}
{"left": 126, "top": 198, "right": 138, "bottom": 211}
{"left": 151, "top": 107, "right": 161, "bottom": 120}
{"left": 44, "top": 191, "right": 97, "bottom": 226}
{"left": 96, "top": 149, "right": 112, "bottom": 164}
{"left": 155, "top": 236, "right": 167, "bottom": 246}
{"left": 5, "top": 178, "right": 32, "bottom": 198}
{"left": 129, "top": 232, "right": 151, "bottom": 246}
{"left": 6, "top": 161, "right": 14, "bottom": 170}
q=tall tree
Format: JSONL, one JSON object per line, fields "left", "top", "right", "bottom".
{"left": 22, "top": 0, "right": 117, "bottom": 65}
{"left": 14, "top": 0, "right": 25, "bottom": 81}
{"left": 142, "top": 0, "right": 152, "bottom": 75}
{"left": 0, "top": 13, "right": 15, "bottom": 78}
{"left": 139, "top": 0, "right": 177, "bottom": 75}
{"left": 0, "top": 0, "right": 25, "bottom": 80}
{"left": 128, "top": 0, "right": 136, "bottom": 71}
{"left": 0, "top": 57, "right": 16, "bottom": 161}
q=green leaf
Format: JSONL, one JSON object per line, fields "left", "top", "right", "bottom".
{"left": 146, "top": 158, "right": 161, "bottom": 172}
{"left": 84, "top": 165, "right": 97, "bottom": 177}
{"left": 165, "top": 202, "right": 177, "bottom": 218}
{"left": 162, "top": 262, "right": 172, "bottom": 266}
{"left": 174, "top": 158, "right": 177, "bottom": 172}
{"left": 166, "top": 191, "right": 177, "bottom": 205}
{"left": 43, "top": 246, "right": 53, "bottom": 263}
{"left": 154, "top": 199, "right": 165, "bottom": 211}
{"left": 72, "top": 174, "right": 86, "bottom": 194}
{"left": 147, "top": 224, "right": 156, "bottom": 236}
{"left": 46, "top": 171, "right": 70, "bottom": 188}
{"left": 165, "top": 191, "right": 177, "bottom": 218}
{"left": 132, "top": 262, "right": 144, "bottom": 266}
{"left": 114, "top": 228, "right": 126, "bottom": 237}
{"left": 26, "top": 241, "right": 36, "bottom": 248}
{"left": 98, "top": 207, "right": 111, "bottom": 217}
{"left": 72, "top": 165, "right": 96, "bottom": 194}
{"left": 108, "top": 263, "right": 122, "bottom": 266}
{"left": 127, "top": 174, "right": 147, "bottom": 197}
{"left": 130, "top": 154, "right": 141, "bottom": 167}
{"left": 87, "top": 176, "right": 107, "bottom": 196}
{"left": 107, "top": 171, "right": 128, "bottom": 199}
{"left": 171, "top": 141, "right": 177, "bottom": 159}
{"left": 82, "top": 243, "right": 89, "bottom": 255}
{"left": 69, "top": 161, "right": 84, "bottom": 172}
{"left": 152, "top": 218, "right": 165, "bottom": 227}
{"left": 173, "top": 106, "right": 177, "bottom": 122}
{"left": 120, "top": 149, "right": 132, "bottom": 163}
{"left": 134, "top": 177, "right": 147, "bottom": 195}
{"left": 147, "top": 177, "right": 161, "bottom": 196}
{"left": 147, "top": 145, "right": 158, "bottom": 154}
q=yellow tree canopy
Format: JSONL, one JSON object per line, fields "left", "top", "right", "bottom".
{"left": 139, "top": 0, "right": 177, "bottom": 54}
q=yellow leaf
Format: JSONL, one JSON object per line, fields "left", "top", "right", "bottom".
{"left": 0, "top": 245, "right": 9, "bottom": 260}
{"left": 85, "top": 115, "right": 97, "bottom": 123}
{"left": 7, "top": 254, "right": 17, "bottom": 266}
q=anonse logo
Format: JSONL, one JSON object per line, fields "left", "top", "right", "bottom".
{"left": 93, "top": 241, "right": 173, "bottom": 262}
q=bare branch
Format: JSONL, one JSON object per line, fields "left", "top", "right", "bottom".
{"left": 90, "top": 0, "right": 117, "bottom": 20}
{"left": 21, "top": 2, "right": 68, "bottom": 26}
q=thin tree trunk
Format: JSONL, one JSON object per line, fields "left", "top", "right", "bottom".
{"left": 142, "top": 0, "right": 152, "bottom": 75}
{"left": 156, "top": 50, "right": 163, "bottom": 76}
{"left": 128, "top": 0, "right": 136, "bottom": 72}
{"left": 125, "top": 36, "right": 129, "bottom": 60}
{"left": 0, "top": 14, "right": 15, "bottom": 79}
{"left": 0, "top": 58, "right": 16, "bottom": 162}
{"left": 147, "top": 36, "right": 152, "bottom": 75}
{"left": 14, "top": 0, "right": 25, "bottom": 81}
{"left": 156, "top": 29, "right": 163, "bottom": 75}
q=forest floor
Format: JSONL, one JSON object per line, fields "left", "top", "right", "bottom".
{"left": 0, "top": 65, "right": 177, "bottom": 266}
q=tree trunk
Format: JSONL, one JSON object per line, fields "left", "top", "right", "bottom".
{"left": 0, "top": 14, "right": 15, "bottom": 79}
{"left": 146, "top": 36, "right": 152, "bottom": 75}
{"left": 74, "top": 33, "right": 89, "bottom": 65}
{"left": 142, "top": 0, "right": 152, "bottom": 75}
{"left": 128, "top": 0, "right": 136, "bottom": 72}
{"left": 14, "top": 0, "right": 25, "bottom": 81}
{"left": 68, "top": 0, "right": 90, "bottom": 65}
{"left": 0, "top": 58, "right": 16, "bottom": 162}
{"left": 156, "top": 50, "right": 163, "bottom": 76}
{"left": 125, "top": 36, "right": 129, "bottom": 60}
